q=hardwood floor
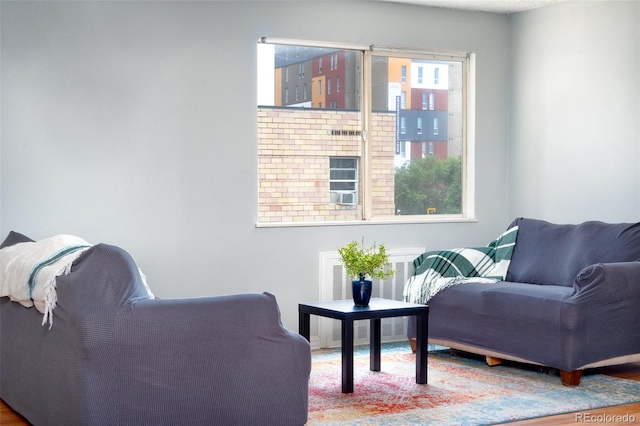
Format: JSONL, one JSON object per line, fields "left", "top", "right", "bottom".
{"left": 0, "top": 401, "right": 29, "bottom": 426}
{"left": 2, "top": 363, "right": 639, "bottom": 425}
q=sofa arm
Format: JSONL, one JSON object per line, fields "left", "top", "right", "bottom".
{"left": 564, "top": 262, "right": 640, "bottom": 368}
{"left": 571, "top": 262, "right": 640, "bottom": 302}
{"left": 113, "top": 292, "right": 311, "bottom": 426}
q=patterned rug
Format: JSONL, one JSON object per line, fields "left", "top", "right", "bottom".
{"left": 307, "top": 342, "right": 640, "bottom": 425}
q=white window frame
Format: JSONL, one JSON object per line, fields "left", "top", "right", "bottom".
{"left": 256, "top": 38, "right": 476, "bottom": 227}
{"left": 329, "top": 157, "right": 359, "bottom": 205}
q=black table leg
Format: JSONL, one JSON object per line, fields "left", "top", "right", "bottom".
{"left": 415, "top": 312, "right": 428, "bottom": 384}
{"left": 370, "top": 318, "right": 381, "bottom": 371}
{"left": 342, "top": 318, "right": 354, "bottom": 393}
{"left": 299, "top": 311, "right": 310, "bottom": 341}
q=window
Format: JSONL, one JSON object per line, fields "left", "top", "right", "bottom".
{"left": 329, "top": 158, "right": 358, "bottom": 205}
{"left": 257, "top": 39, "right": 474, "bottom": 224}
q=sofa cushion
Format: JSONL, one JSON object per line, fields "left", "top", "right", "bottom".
{"left": 428, "top": 281, "right": 574, "bottom": 367}
{"left": 0, "top": 231, "right": 34, "bottom": 249}
{"left": 506, "top": 218, "right": 640, "bottom": 287}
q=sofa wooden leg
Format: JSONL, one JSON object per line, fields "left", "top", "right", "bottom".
{"left": 409, "top": 338, "right": 416, "bottom": 353}
{"left": 485, "top": 356, "right": 503, "bottom": 366}
{"left": 560, "top": 369, "right": 582, "bottom": 386}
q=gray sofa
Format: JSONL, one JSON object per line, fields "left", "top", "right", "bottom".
{"left": 0, "top": 231, "right": 311, "bottom": 426}
{"left": 408, "top": 218, "right": 640, "bottom": 386}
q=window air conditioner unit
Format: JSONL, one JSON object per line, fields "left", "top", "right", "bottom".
{"left": 338, "top": 192, "right": 356, "bottom": 206}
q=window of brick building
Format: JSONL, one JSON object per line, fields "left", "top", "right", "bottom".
{"left": 329, "top": 158, "right": 358, "bottom": 206}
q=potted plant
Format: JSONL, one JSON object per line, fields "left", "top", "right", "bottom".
{"left": 338, "top": 239, "right": 395, "bottom": 306}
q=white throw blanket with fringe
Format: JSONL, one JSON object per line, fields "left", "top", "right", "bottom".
{"left": 0, "top": 235, "right": 92, "bottom": 328}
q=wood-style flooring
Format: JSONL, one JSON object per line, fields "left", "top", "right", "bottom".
{"left": 2, "top": 363, "right": 639, "bottom": 425}
{"left": 508, "top": 362, "right": 640, "bottom": 425}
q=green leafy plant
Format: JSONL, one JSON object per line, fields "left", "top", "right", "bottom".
{"left": 338, "top": 239, "right": 396, "bottom": 281}
{"left": 394, "top": 155, "right": 462, "bottom": 215}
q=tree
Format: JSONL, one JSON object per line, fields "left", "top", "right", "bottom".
{"left": 394, "top": 156, "right": 462, "bottom": 215}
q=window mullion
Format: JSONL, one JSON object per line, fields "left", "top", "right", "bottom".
{"left": 362, "top": 50, "right": 373, "bottom": 221}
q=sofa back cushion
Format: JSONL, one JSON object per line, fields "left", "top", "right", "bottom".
{"left": 506, "top": 218, "right": 640, "bottom": 287}
{"left": 0, "top": 231, "right": 34, "bottom": 249}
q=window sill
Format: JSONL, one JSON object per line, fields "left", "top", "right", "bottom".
{"left": 255, "top": 215, "right": 478, "bottom": 228}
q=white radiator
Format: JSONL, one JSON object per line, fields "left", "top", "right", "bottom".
{"left": 312, "top": 247, "right": 425, "bottom": 349}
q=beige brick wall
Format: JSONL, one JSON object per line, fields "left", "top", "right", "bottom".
{"left": 258, "top": 107, "right": 396, "bottom": 223}
{"left": 370, "top": 113, "right": 397, "bottom": 216}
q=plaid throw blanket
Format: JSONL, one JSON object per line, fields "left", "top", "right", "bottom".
{"left": 403, "top": 226, "right": 518, "bottom": 305}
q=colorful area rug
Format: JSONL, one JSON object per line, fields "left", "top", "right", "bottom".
{"left": 307, "top": 342, "right": 640, "bottom": 425}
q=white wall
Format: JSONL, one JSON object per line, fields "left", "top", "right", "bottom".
{"left": 509, "top": 0, "right": 640, "bottom": 223}
{"left": 0, "top": 1, "right": 510, "bottom": 330}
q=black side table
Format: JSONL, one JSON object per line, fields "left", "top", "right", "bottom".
{"left": 298, "top": 298, "right": 429, "bottom": 393}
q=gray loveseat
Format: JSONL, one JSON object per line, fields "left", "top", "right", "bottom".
{"left": 0, "top": 231, "right": 311, "bottom": 426}
{"left": 408, "top": 218, "right": 640, "bottom": 386}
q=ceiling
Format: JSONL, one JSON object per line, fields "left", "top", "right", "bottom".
{"left": 380, "top": 0, "right": 571, "bottom": 14}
